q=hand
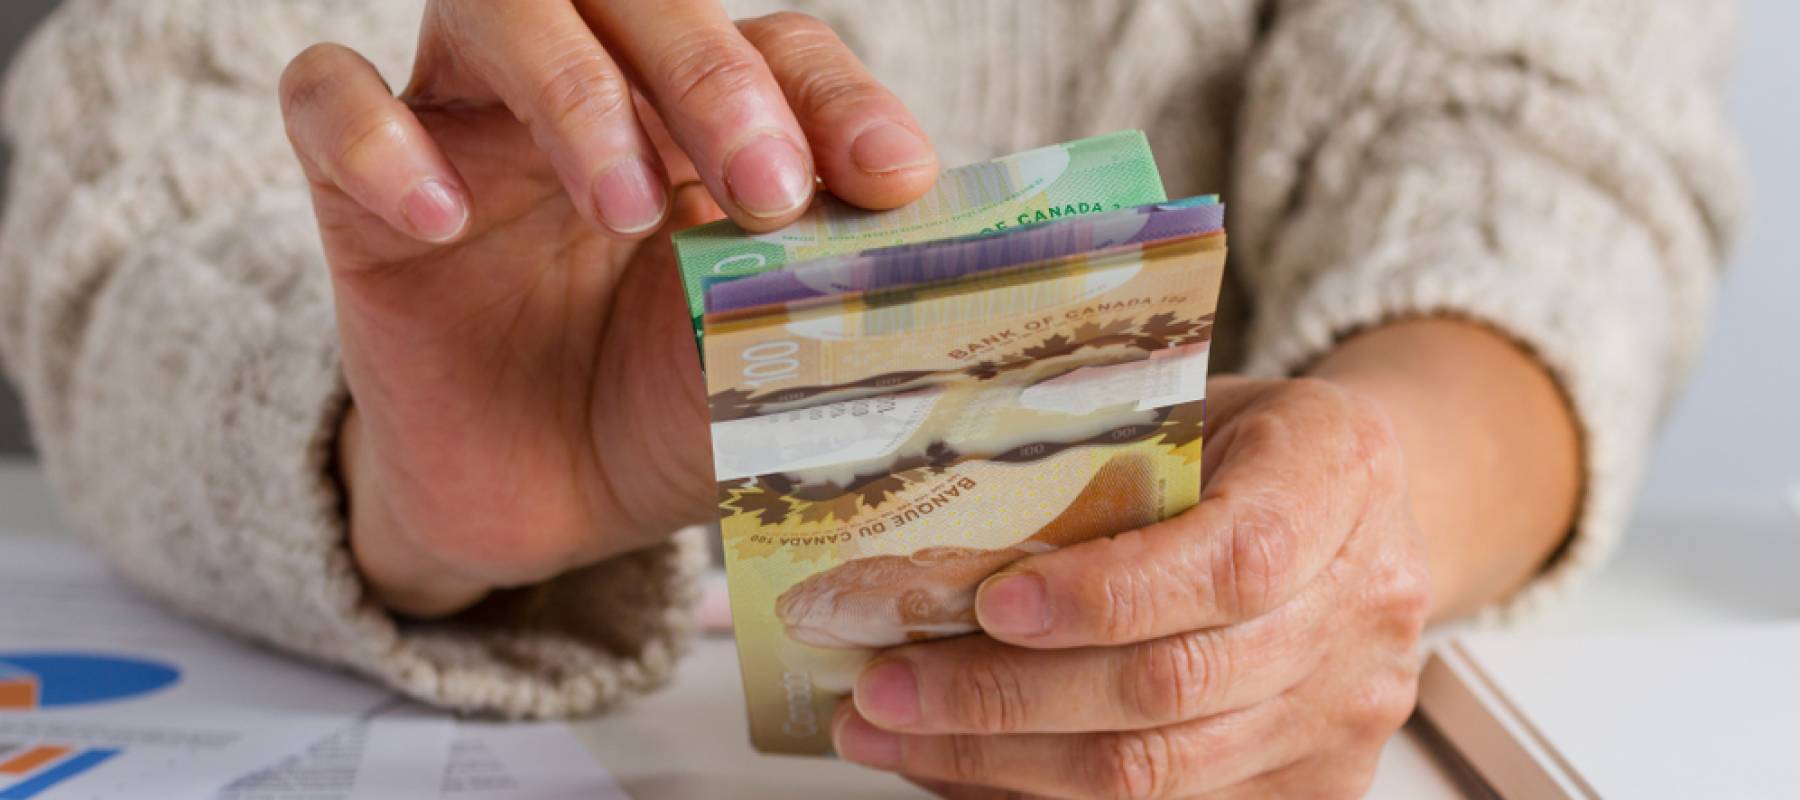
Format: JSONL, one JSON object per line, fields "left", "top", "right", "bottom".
{"left": 832, "top": 376, "right": 1432, "bottom": 799}
{"left": 277, "top": 3, "right": 938, "bottom": 616}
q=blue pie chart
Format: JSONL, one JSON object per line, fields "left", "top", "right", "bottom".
{"left": 0, "top": 653, "right": 180, "bottom": 710}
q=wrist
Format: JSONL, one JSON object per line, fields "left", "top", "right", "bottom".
{"left": 336, "top": 404, "right": 491, "bottom": 618}
{"left": 1306, "top": 317, "right": 1581, "bottom": 618}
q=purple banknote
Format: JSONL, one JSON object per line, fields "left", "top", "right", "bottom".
{"left": 702, "top": 196, "right": 1223, "bottom": 315}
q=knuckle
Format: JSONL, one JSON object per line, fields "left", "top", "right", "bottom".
{"left": 533, "top": 49, "right": 634, "bottom": 135}
{"left": 656, "top": 31, "right": 766, "bottom": 109}
{"left": 332, "top": 115, "right": 407, "bottom": 170}
{"left": 790, "top": 68, "right": 883, "bottom": 125}
{"left": 1217, "top": 501, "right": 1293, "bottom": 618}
{"left": 746, "top": 15, "right": 877, "bottom": 119}
{"left": 944, "top": 658, "right": 1027, "bottom": 733}
{"left": 1230, "top": 408, "right": 1295, "bottom": 461}
{"left": 1377, "top": 559, "right": 1433, "bottom": 637}
{"left": 280, "top": 44, "right": 355, "bottom": 120}
{"left": 1344, "top": 402, "right": 1404, "bottom": 483}
{"left": 943, "top": 734, "right": 990, "bottom": 784}
{"left": 1088, "top": 730, "right": 1175, "bottom": 800}
{"left": 1345, "top": 671, "right": 1419, "bottom": 744}
{"left": 1095, "top": 560, "right": 1153, "bottom": 644}
{"left": 1288, "top": 376, "right": 1405, "bottom": 482}
{"left": 1281, "top": 375, "right": 1342, "bottom": 402}
{"left": 741, "top": 11, "right": 835, "bottom": 42}
{"left": 1125, "top": 633, "right": 1225, "bottom": 724}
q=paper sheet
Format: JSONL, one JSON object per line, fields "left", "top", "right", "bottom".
{"left": 0, "top": 535, "right": 392, "bottom": 799}
{"left": 1, "top": 534, "right": 629, "bottom": 800}
{"left": 221, "top": 704, "right": 455, "bottom": 800}
{"left": 221, "top": 712, "right": 627, "bottom": 800}
{"left": 442, "top": 722, "right": 629, "bottom": 800}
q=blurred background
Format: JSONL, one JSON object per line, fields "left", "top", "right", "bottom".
{"left": 0, "top": 1, "right": 1794, "bottom": 501}
{"left": 0, "top": 0, "right": 52, "bottom": 455}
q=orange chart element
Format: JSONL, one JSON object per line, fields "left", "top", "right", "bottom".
{"left": 0, "top": 673, "right": 37, "bottom": 710}
{"left": 0, "top": 745, "right": 71, "bottom": 775}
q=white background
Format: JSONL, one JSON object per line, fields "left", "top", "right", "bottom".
{"left": 1639, "top": 0, "right": 1799, "bottom": 503}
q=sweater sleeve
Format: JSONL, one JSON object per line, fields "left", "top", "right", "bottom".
{"left": 1232, "top": 0, "right": 1747, "bottom": 619}
{"left": 0, "top": 0, "right": 704, "bottom": 717}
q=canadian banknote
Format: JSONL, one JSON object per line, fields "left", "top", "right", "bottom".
{"left": 701, "top": 225, "right": 1227, "bottom": 756}
{"left": 703, "top": 195, "right": 1221, "bottom": 314}
{"left": 673, "top": 130, "right": 1168, "bottom": 356}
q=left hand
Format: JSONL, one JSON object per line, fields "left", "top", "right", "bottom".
{"left": 831, "top": 375, "right": 1433, "bottom": 799}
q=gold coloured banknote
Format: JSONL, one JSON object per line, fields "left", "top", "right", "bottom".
{"left": 702, "top": 227, "right": 1227, "bottom": 755}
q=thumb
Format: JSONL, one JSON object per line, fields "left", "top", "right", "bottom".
{"left": 280, "top": 43, "right": 471, "bottom": 266}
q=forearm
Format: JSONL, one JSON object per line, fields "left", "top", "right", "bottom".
{"left": 1309, "top": 317, "right": 1581, "bottom": 619}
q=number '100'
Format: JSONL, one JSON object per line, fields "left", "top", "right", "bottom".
{"left": 741, "top": 341, "right": 799, "bottom": 388}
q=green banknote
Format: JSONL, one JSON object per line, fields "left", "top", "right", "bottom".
{"left": 673, "top": 130, "right": 1168, "bottom": 356}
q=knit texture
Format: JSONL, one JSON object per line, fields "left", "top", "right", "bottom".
{"left": 0, "top": 0, "right": 1743, "bottom": 713}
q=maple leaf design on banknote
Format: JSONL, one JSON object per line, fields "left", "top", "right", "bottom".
{"left": 799, "top": 493, "right": 863, "bottom": 524}
{"left": 963, "top": 354, "right": 1033, "bottom": 380}
{"left": 723, "top": 476, "right": 797, "bottom": 526}
{"left": 965, "top": 316, "right": 1143, "bottom": 381}
{"left": 1020, "top": 333, "right": 1079, "bottom": 361}
{"left": 709, "top": 387, "right": 760, "bottom": 422}
{"left": 853, "top": 474, "right": 910, "bottom": 509}
{"left": 732, "top": 440, "right": 973, "bottom": 529}
{"left": 1136, "top": 312, "right": 1204, "bottom": 351}
{"left": 1071, "top": 317, "right": 1137, "bottom": 345}
{"left": 1175, "top": 320, "right": 1213, "bottom": 347}
{"left": 1156, "top": 398, "right": 1207, "bottom": 454}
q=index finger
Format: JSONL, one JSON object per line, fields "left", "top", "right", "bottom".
{"left": 581, "top": 0, "right": 816, "bottom": 229}
{"left": 974, "top": 379, "right": 1402, "bottom": 648}
{"left": 422, "top": 0, "right": 670, "bottom": 238}
{"left": 738, "top": 13, "right": 939, "bottom": 210}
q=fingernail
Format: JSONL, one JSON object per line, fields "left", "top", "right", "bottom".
{"left": 855, "top": 660, "right": 920, "bottom": 727}
{"left": 833, "top": 711, "right": 902, "bottom": 770}
{"left": 725, "top": 134, "right": 812, "bottom": 219}
{"left": 850, "top": 122, "right": 934, "bottom": 174}
{"left": 401, "top": 178, "right": 468, "bottom": 243}
{"left": 977, "top": 572, "right": 1050, "bottom": 637}
{"left": 592, "top": 157, "right": 667, "bottom": 235}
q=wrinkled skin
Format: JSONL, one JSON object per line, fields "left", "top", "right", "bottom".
{"left": 833, "top": 376, "right": 1433, "bottom": 800}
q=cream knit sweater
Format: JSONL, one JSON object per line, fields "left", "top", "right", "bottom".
{"left": 0, "top": 0, "right": 1745, "bottom": 717}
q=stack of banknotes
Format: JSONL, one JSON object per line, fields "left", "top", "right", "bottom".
{"left": 674, "top": 131, "right": 1227, "bottom": 756}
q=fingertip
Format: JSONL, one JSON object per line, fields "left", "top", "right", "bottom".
{"left": 831, "top": 705, "right": 903, "bottom": 770}
{"left": 820, "top": 120, "right": 938, "bottom": 210}
{"left": 737, "top": 10, "right": 936, "bottom": 211}
{"left": 399, "top": 177, "right": 470, "bottom": 244}
{"left": 722, "top": 132, "right": 816, "bottom": 227}
{"left": 589, "top": 155, "right": 670, "bottom": 238}
{"left": 974, "top": 570, "right": 1050, "bottom": 641}
{"left": 853, "top": 658, "right": 921, "bottom": 728}
{"left": 849, "top": 121, "right": 937, "bottom": 177}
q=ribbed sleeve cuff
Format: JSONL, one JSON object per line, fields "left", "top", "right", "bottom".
{"left": 1239, "top": 155, "right": 1671, "bottom": 621}
{"left": 56, "top": 193, "right": 705, "bottom": 718}
{"left": 277, "top": 364, "right": 710, "bottom": 717}
{"left": 1233, "top": 0, "right": 1747, "bottom": 621}
{"left": 212, "top": 345, "right": 710, "bottom": 716}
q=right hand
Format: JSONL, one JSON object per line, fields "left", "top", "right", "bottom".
{"left": 278, "top": 2, "right": 938, "bottom": 616}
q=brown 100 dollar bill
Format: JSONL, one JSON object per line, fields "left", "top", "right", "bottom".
{"left": 703, "top": 232, "right": 1227, "bottom": 755}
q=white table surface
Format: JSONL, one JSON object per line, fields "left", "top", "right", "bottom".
{"left": 4, "top": 458, "right": 1794, "bottom": 799}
